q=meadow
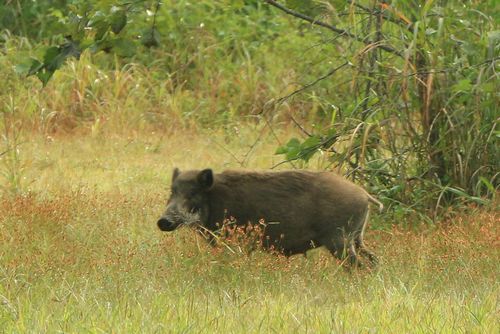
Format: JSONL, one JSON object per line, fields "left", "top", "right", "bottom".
{"left": 1, "top": 1, "right": 499, "bottom": 332}
{"left": 0, "top": 129, "right": 498, "bottom": 333}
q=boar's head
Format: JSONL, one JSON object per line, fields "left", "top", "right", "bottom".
{"left": 157, "top": 168, "right": 213, "bottom": 231}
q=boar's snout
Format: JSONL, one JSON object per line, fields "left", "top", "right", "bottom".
{"left": 157, "top": 218, "right": 180, "bottom": 231}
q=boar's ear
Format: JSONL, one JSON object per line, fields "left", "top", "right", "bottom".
{"left": 172, "top": 168, "right": 180, "bottom": 181}
{"left": 197, "top": 169, "right": 214, "bottom": 189}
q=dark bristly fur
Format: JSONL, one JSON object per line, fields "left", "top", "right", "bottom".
{"left": 157, "top": 168, "right": 381, "bottom": 266}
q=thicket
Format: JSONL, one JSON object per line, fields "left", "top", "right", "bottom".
{"left": 1, "top": 0, "right": 498, "bottom": 218}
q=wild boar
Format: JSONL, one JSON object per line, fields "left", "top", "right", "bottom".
{"left": 157, "top": 168, "right": 383, "bottom": 266}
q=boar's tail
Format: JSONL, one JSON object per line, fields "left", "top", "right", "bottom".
{"left": 366, "top": 193, "right": 384, "bottom": 213}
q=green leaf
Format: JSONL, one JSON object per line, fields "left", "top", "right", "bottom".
{"left": 111, "top": 38, "right": 136, "bottom": 57}
{"left": 28, "top": 58, "right": 43, "bottom": 76}
{"left": 329, "top": 108, "right": 337, "bottom": 126}
{"left": 79, "top": 37, "right": 95, "bottom": 50}
{"left": 479, "top": 82, "right": 495, "bottom": 93}
{"left": 298, "top": 135, "right": 321, "bottom": 162}
{"left": 275, "top": 138, "right": 300, "bottom": 156}
{"left": 141, "top": 28, "right": 161, "bottom": 48}
{"left": 110, "top": 9, "right": 127, "bottom": 35}
{"left": 15, "top": 59, "right": 35, "bottom": 75}
{"left": 478, "top": 177, "right": 495, "bottom": 194}
{"left": 45, "top": 42, "right": 81, "bottom": 71}
{"left": 88, "top": 11, "right": 109, "bottom": 41}
{"left": 43, "top": 47, "right": 61, "bottom": 69}
{"left": 36, "top": 69, "right": 54, "bottom": 87}
{"left": 368, "top": 96, "right": 380, "bottom": 107}
{"left": 274, "top": 146, "right": 288, "bottom": 155}
{"left": 301, "top": 136, "right": 320, "bottom": 147}
{"left": 285, "top": 138, "right": 301, "bottom": 150}
{"left": 321, "top": 129, "right": 338, "bottom": 149}
{"left": 49, "top": 8, "right": 65, "bottom": 20}
{"left": 275, "top": 136, "right": 321, "bottom": 163}
{"left": 27, "top": 59, "right": 43, "bottom": 76}
{"left": 91, "top": 39, "right": 112, "bottom": 53}
{"left": 445, "top": 187, "right": 488, "bottom": 205}
{"left": 26, "top": 41, "right": 81, "bottom": 86}
{"left": 95, "top": 22, "right": 110, "bottom": 41}
{"left": 452, "top": 79, "right": 472, "bottom": 94}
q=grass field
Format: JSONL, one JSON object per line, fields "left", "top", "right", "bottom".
{"left": 0, "top": 0, "right": 498, "bottom": 331}
{"left": 0, "top": 131, "right": 498, "bottom": 333}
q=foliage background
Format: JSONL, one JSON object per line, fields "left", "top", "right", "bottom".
{"left": 0, "top": 1, "right": 498, "bottom": 333}
{"left": 2, "top": 0, "right": 498, "bottom": 217}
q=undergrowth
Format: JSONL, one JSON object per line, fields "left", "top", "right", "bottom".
{"left": 0, "top": 185, "right": 498, "bottom": 332}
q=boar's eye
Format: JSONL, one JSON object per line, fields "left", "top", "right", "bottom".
{"left": 170, "top": 187, "right": 179, "bottom": 196}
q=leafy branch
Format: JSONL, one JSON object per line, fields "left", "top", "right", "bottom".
{"left": 263, "top": 0, "right": 403, "bottom": 57}
{"left": 17, "top": 0, "right": 161, "bottom": 86}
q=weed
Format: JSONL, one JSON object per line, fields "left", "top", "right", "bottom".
{"left": 0, "top": 96, "right": 28, "bottom": 195}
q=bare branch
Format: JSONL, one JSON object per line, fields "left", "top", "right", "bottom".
{"left": 263, "top": 0, "right": 403, "bottom": 58}
{"left": 207, "top": 137, "right": 246, "bottom": 167}
{"left": 346, "top": 0, "right": 413, "bottom": 32}
{"left": 275, "top": 61, "right": 350, "bottom": 105}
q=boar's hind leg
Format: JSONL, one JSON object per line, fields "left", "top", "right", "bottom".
{"left": 357, "top": 242, "right": 378, "bottom": 266}
{"left": 356, "top": 211, "right": 379, "bottom": 266}
{"left": 322, "top": 235, "right": 360, "bottom": 267}
{"left": 355, "top": 233, "right": 378, "bottom": 266}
